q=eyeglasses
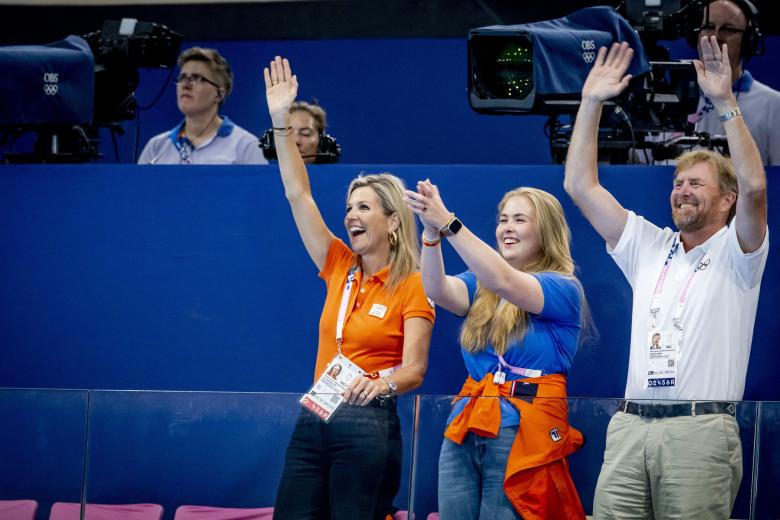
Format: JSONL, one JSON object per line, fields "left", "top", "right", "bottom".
{"left": 699, "top": 23, "right": 746, "bottom": 38}
{"left": 174, "top": 73, "right": 221, "bottom": 88}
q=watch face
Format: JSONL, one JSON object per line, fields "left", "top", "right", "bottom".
{"left": 449, "top": 217, "right": 463, "bottom": 235}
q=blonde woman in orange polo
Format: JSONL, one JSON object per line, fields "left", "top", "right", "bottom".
{"left": 264, "top": 56, "right": 434, "bottom": 520}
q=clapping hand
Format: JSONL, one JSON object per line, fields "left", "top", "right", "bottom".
{"left": 581, "top": 42, "right": 634, "bottom": 103}
{"left": 264, "top": 56, "right": 298, "bottom": 127}
{"left": 405, "top": 179, "right": 451, "bottom": 237}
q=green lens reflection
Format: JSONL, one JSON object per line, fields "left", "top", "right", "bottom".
{"left": 478, "top": 38, "right": 534, "bottom": 100}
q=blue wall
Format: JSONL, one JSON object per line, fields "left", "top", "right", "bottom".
{"left": 1, "top": 164, "right": 778, "bottom": 401}
{"left": 1, "top": 164, "right": 778, "bottom": 518}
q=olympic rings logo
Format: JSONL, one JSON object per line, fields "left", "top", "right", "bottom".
{"left": 582, "top": 51, "right": 596, "bottom": 63}
{"left": 43, "top": 71, "right": 59, "bottom": 96}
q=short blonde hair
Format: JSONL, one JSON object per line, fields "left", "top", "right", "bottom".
{"left": 675, "top": 149, "right": 738, "bottom": 222}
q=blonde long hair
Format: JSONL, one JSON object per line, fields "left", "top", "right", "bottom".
{"left": 460, "top": 188, "right": 578, "bottom": 354}
{"left": 347, "top": 173, "right": 418, "bottom": 291}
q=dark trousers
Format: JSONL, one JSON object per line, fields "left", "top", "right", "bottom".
{"left": 273, "top": 400, "right": 402, "bottom": 520}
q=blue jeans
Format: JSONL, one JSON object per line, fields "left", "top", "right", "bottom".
{"left": 273, "top": 400, "right": 402, "bottom": 520}
{"left": 438, "top": 426, "right": 522, "bottom": 520}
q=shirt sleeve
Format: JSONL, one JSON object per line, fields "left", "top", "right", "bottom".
{"left": 401, "top": 272, "right": 436, "bottom": 323}
{"left": 608, "top": 210, "right": 667, "bottom": 287}
{"left": 453, "top": 271, "right": 478, "bottom": 305}
{"left": 532, "top": 272, "right": 581, "bottom": 326}
{"left": 237, "top": 130, "right": 269, "bottom": 165}
{"left": 726, "top": 217, "right": 769, "bottom": 290}
{"left": 137, "top": 137, "right": 158, "bottom": 164}
{"left": 318, "top": 238, "right": 353, "bottom": 287}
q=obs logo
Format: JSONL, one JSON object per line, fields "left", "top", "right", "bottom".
{"left": 581, "top": 39, "right": 596, "bottom": 63}
{"left": 43, "top": 71, "right": 59, "bottom": 96}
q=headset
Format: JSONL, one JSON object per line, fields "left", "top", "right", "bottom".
{"left": 259, "top": 128, "right": 342, "bottom": 164}
{"left": 687, "top": 0, "right": 765, "bottom": 61}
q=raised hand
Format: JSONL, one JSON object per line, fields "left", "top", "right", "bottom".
{"left": 693, "top": 35, "right": 733, "bottom": 107}
{"left": 263, "top": 56, "right": 298, "bottom": 126}
{"left": 581, "top": 42, "right": 634, "bottom": 103}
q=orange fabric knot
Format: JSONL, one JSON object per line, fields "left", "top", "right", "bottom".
{"left": 444, "top": 373, "right": 512, "bottom": 443}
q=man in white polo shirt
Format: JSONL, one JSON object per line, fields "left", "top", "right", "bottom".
{"left": 564, "top": 38, "right": 768, "bottom": 518}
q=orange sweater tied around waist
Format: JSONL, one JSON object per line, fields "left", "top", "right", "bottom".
{"left": 444, "top": 373, "right": 586, "bottom": 520}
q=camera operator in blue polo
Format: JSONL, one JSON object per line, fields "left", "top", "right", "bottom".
{"left": 138, "top": 47, "right": 267, "bottom": 165}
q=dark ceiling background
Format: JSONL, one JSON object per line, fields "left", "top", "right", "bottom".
{"left": 2, "top": 0, "right": 778, "bottom": 45}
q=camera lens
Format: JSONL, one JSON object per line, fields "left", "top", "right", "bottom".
{"left": 473, "top": 36, "right": 533, "bottom": 100}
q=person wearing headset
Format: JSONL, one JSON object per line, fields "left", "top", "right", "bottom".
{"left": 138, "top": 47, "right": 267, "bottom": 165}
{"left": 260, "top": 100, "right": 342, "bottom": 164}
{"left": 688, "top": 0, "right": 780, "bottom": 165}
{"left": 291, "top": 101, "right": 327, "bottom": 164}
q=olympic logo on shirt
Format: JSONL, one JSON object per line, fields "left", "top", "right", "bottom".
{"left": 43, "top": 84, "right": 59, "bottom": 96}
{"left": 582, "top": 51, "right": 596, "bottom": 64}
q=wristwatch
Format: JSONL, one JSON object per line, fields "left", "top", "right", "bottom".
{"left": 439, "top": 214, "right": 463, "bottom": 237}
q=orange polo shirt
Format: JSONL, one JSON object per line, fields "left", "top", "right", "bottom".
{"left": 314, "top": 238, "right": 434, "bottom": 379}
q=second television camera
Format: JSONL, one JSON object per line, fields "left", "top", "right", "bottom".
{"left": 468, "top": 1, "right": 709, "bottom": 163}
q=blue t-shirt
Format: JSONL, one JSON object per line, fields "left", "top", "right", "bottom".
{"left": 448, "top": 271, "right": 582, "bottom": 427}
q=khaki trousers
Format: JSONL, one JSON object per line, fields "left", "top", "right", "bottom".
{"left": 592, "top": 411, "right": 742, "bottom": 520}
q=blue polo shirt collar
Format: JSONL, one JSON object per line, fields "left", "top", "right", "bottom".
{"left": 167, "top": 116, "right": 235, "bottom": 145}
{"left": 734, "top": 71, "right": 753, "bottom": 92}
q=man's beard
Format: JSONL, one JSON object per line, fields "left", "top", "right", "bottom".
{"left": 673, "top": 208, "right": 705, "bottom": 233}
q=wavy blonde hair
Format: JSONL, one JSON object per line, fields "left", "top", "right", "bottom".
{"left": 347, "top": 173, "right": 419, "bottom": 291}
{"left": 460, "top": 188, "right": 578, "bottom": 354}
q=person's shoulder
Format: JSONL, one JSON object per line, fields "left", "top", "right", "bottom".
{"left": 747, "top": 77, "right": 780, "bottom": 100}
{"left": 221, "top": 117, "right": 259, "bottom": 140}
{"left": 535, "top": 272, "right": 580, "bottom": 295}
{"left": 146, "top": 130, "right": 174, "bottom": 145}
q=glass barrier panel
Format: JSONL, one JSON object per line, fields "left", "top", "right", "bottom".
{"left": 410, "top": 396, "right": 758, "bottom": 519}
{"left": 752, "top": 401, "right": 780, "bottom": 519}
{"left": 83, "top": 391, "right": 417, "bottom": 520}
{"left": 0, "top": 388, "right": 89, "bottom": 520}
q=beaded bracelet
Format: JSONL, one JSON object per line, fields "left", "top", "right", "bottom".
{"left": 421, "top": 230, "right": 441, "bottom": 247}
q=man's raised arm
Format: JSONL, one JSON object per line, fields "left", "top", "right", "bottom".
{"left": 564, "top": 42, "right": 634, "bottom": 250}
{"left": 695, "top": 36, "right": 767, "bottom": 253}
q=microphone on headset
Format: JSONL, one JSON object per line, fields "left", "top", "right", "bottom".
{"left": 259, "top": 129, "right": 342, "bottom": 164}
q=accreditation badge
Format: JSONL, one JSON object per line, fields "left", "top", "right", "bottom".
{"left": 646, "top": 328, "right": 679, "bottom": 389}
{"left": 299, "top": 353, "right": 365, "bottom": 423}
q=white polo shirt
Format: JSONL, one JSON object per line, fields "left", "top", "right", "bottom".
{"left": 609, "top": 211, "right": 768, "bottom": 401}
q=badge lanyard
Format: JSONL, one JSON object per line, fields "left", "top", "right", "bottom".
{"left": 336, "top": 268, "right": 357, "bottom": 354}
{"left": 650, "top": 237, "right": 708, "bottom": 332}
{"left": 493, "top": 353, "right": 543, "bottom": 385}
{"left": 175, "top": 137, "right": 193, "bottom": 164}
